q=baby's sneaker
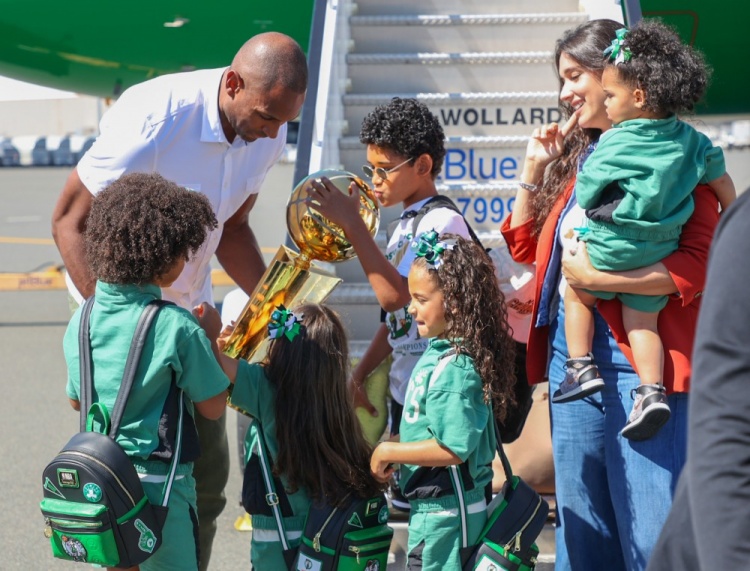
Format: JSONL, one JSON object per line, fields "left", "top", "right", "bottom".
{"left": 552, "top": 353, "right": 605, "bottom": 403}
{"left": 621, "top": 384, "right": 671, "bottom": 441}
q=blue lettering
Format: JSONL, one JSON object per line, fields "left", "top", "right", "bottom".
{"left": 444, "top": 149, "right": 467, "bottom": 180}
{"left": 478, "top": 156, "right": 496, "bottom": 180}
{"left": 498, "top": 157, "right": 518, "bottom": 179}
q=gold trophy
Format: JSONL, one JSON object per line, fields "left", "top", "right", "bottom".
{"left": 222, "top": 169, "right": 379, "bottom": 371}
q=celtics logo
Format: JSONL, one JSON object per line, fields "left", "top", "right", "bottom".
{"left": 365, "top": 560, "right": 380, "bottom": 571}
{"left": 378, "top": 505, "right": 389, "bottom": 524}
{"left": 82, "top": 483, "right": 102, "bottom": 503}
{"left": 61, "top": 535, "right": 87, "bottom": 561}
{"left": 387, "top": 308, "right": 413, "bottom": 340}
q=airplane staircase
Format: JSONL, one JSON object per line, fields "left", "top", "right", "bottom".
{"left": 295, "top": 0, "right": 601, "bottom": 567}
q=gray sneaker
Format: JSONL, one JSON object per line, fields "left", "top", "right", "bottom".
{"left": 552, "top": 353, "right": 605, "bottom": 403}
{"left": 621, "top": 384, "right": 671, "bottom": 441}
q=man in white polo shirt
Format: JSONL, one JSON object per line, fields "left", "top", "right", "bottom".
{"left": 51, "top": 31, "right": 307, "bottom": 570}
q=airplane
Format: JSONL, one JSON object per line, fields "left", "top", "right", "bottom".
{"left": 0, "top": 1, "right": 315, "bottom": 99}
{"left": 0, "top": 0, "right": 746, "bottom": 116}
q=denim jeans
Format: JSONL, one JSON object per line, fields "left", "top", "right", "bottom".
{"left": 548, "top": 302, "right": 687, "bottom": 571}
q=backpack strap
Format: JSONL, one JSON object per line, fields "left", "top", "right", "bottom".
{"left": 78, "top": 297, "right": 96, "bottom": 432}
{"left": 78, "top": 297, "right": 172, "bottom": 436}
{"left": 411, "top": 195, "right": 483, "bottom": 247}
{"left": 432, "top": 350, "right": 514, "bottom": 550}
{"left": 250, "top": 418, "right": 293, "bottom": 554}
{"left": 78, "top": 296, "right": 183, "bottom": 506}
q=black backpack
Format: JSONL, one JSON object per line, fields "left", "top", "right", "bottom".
{"left": 40, "top": 298, "right": 183, "bottom": 568}
{"left": 404, "top": 195, "right": 534, "bottom": 444}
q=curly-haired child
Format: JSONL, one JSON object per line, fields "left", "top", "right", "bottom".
{"left": 196, "top": 303, "right": 385, "bottom": 569}
{"left": 305, "top": 97, "right": 476, "bottom": 511}
{"left": 63, "top": 172, "right": 229, "bottom": 570}
{"left": 557, "top": 19, "right": 736, "bottom": 441}
{"left": 369, "top": 233, "right": 516, "bottom": 570}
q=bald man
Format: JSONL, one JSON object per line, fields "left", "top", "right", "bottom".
{"left": 52, "top": 32, "right": 307, "bottom": 570}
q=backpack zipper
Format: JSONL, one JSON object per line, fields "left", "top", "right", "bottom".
{"left": 505, "top": 494, "right": 543, "bottom": 553}
{"left": 45, "top": 516, "right": 103, "bottom": 530}
{"left": 63, "top": 451, "right": 136, "bottom": 506}
{"left": 312, "top": 507, "right": 339, "bottom": 552}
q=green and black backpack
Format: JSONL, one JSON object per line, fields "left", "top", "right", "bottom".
{"left": 246, "top": 417, "right": 394, "bottom": 570}
{"left": 40, "top": 298, "right": 183, "bottom": 568}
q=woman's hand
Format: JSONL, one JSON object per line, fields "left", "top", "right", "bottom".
{"left": 561, "top": 241, "right": 597, "bottom": 289}
{"left": 563, "top": 242, "right": 678, "bottom": 295}
{"left": 524, "top": 112, "right": 580, "bottom": 174}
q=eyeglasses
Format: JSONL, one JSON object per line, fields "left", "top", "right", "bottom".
{"left": 362, "top": 157, "right": 414, "bottom": 181}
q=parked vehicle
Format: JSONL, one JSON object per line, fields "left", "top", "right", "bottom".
{"left": 0, "top": 138, "right": 21, "bottom": 166}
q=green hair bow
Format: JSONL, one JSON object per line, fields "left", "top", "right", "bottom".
{"left": 412, "top": 229, "right": 455, "bottom": 268}
{"left": 603, "top": 28, "right": 631, "bottom": 64}
{"left": 268, "top": 305, "right": 304, "bottom": 341}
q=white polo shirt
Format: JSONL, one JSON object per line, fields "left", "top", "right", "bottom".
{"left": 70, "top": 67, "right": 287, "bottom": 309}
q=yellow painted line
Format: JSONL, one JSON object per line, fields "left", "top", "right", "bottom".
{"left": 0, "top": 266, "right": 236, "bottom": 291}
{"left": 0, "top": 236, "right": 278, "bottom": 254}
{"left": 0, "top": 236, "right": 56, "bottom": 245}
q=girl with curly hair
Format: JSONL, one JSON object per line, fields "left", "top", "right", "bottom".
{"left": 196, "top": 303, "right": 385, "bottom": 569}
{"left": 559, "top": 19, "right": 735, "bottom": 441}
{"left": 369, "top": 233, "right": 516, "bottom": 571}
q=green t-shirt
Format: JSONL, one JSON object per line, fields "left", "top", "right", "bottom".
{"left": 231, "top": 360, "right": 312, "bottom": 520}
{"left": 399, "top": 338, "right": 495, "bottom": 494}
{"left": 64, "top": 281, "right": 229, "bottom": 460}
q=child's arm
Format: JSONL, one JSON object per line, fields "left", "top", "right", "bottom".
{"left": 69, "top": 399, "right": 80, "bottom": 411}
{"left": 708, "top": 172, "right": 736, "bottom": 211}
{"left": 193, "top": 302, "right": 239, "bottom": 383}
{"left": 194, "top": 391, "right": 228, "bottom": 421}
{"left": 350, "top": 324, "right": 392, "bottom": 415}
{"left": 370, "top": 438, "right": 462, "bottom": 483}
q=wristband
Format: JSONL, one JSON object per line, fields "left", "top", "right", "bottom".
{"left": 518, "top": 181, "right": 540, "bottom": 193}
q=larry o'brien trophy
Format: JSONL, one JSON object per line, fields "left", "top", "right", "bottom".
{"left": 221, "top": 169, "right": 379, "bottom": 414}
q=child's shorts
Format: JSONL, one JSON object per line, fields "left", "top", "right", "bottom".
{"left": 134, "top": 461, "right": 199, "bottom": 571}
{"left": 407, "top": 488, "right": 487, "bottom": 571}
{"left": 586, "top": 290, "right": 669, "bottom": 313}
{"left": 250, "top": 514, "right": 306, "bottom": 570}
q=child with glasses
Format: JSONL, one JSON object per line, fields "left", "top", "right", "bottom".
{"left": 306, "top": 97, "right": 474, "bottom": 512}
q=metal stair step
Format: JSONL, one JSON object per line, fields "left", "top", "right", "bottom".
{"left": 346, "top": 51, "right": 556, "bottom": 93}
{"left": 353, "top": 0, "right": 580, "bottom": 17}
{"left": 350, "top": 13, "right": 588, "bottom": 53}
{"left": 343, "top": 91, "right": 561, "bottom": 137}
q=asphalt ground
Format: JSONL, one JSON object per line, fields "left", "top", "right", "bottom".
{"left": 0, "top": 167, "right": 291, "bottom": 570}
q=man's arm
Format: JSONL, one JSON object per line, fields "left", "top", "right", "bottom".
{"left": 215, "top": 193, "right": 266, "bottom": 296}
{"left": 51, "top": 169, "right": 96, "bottom": 298}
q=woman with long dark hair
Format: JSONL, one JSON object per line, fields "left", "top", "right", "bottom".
{"left": 501, "top": 19, "right": 719, "bottom": 570}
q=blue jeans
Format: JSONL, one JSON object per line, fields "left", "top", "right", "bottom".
{"left": 549, "top": 302, "right": 687, "bottom": 571}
